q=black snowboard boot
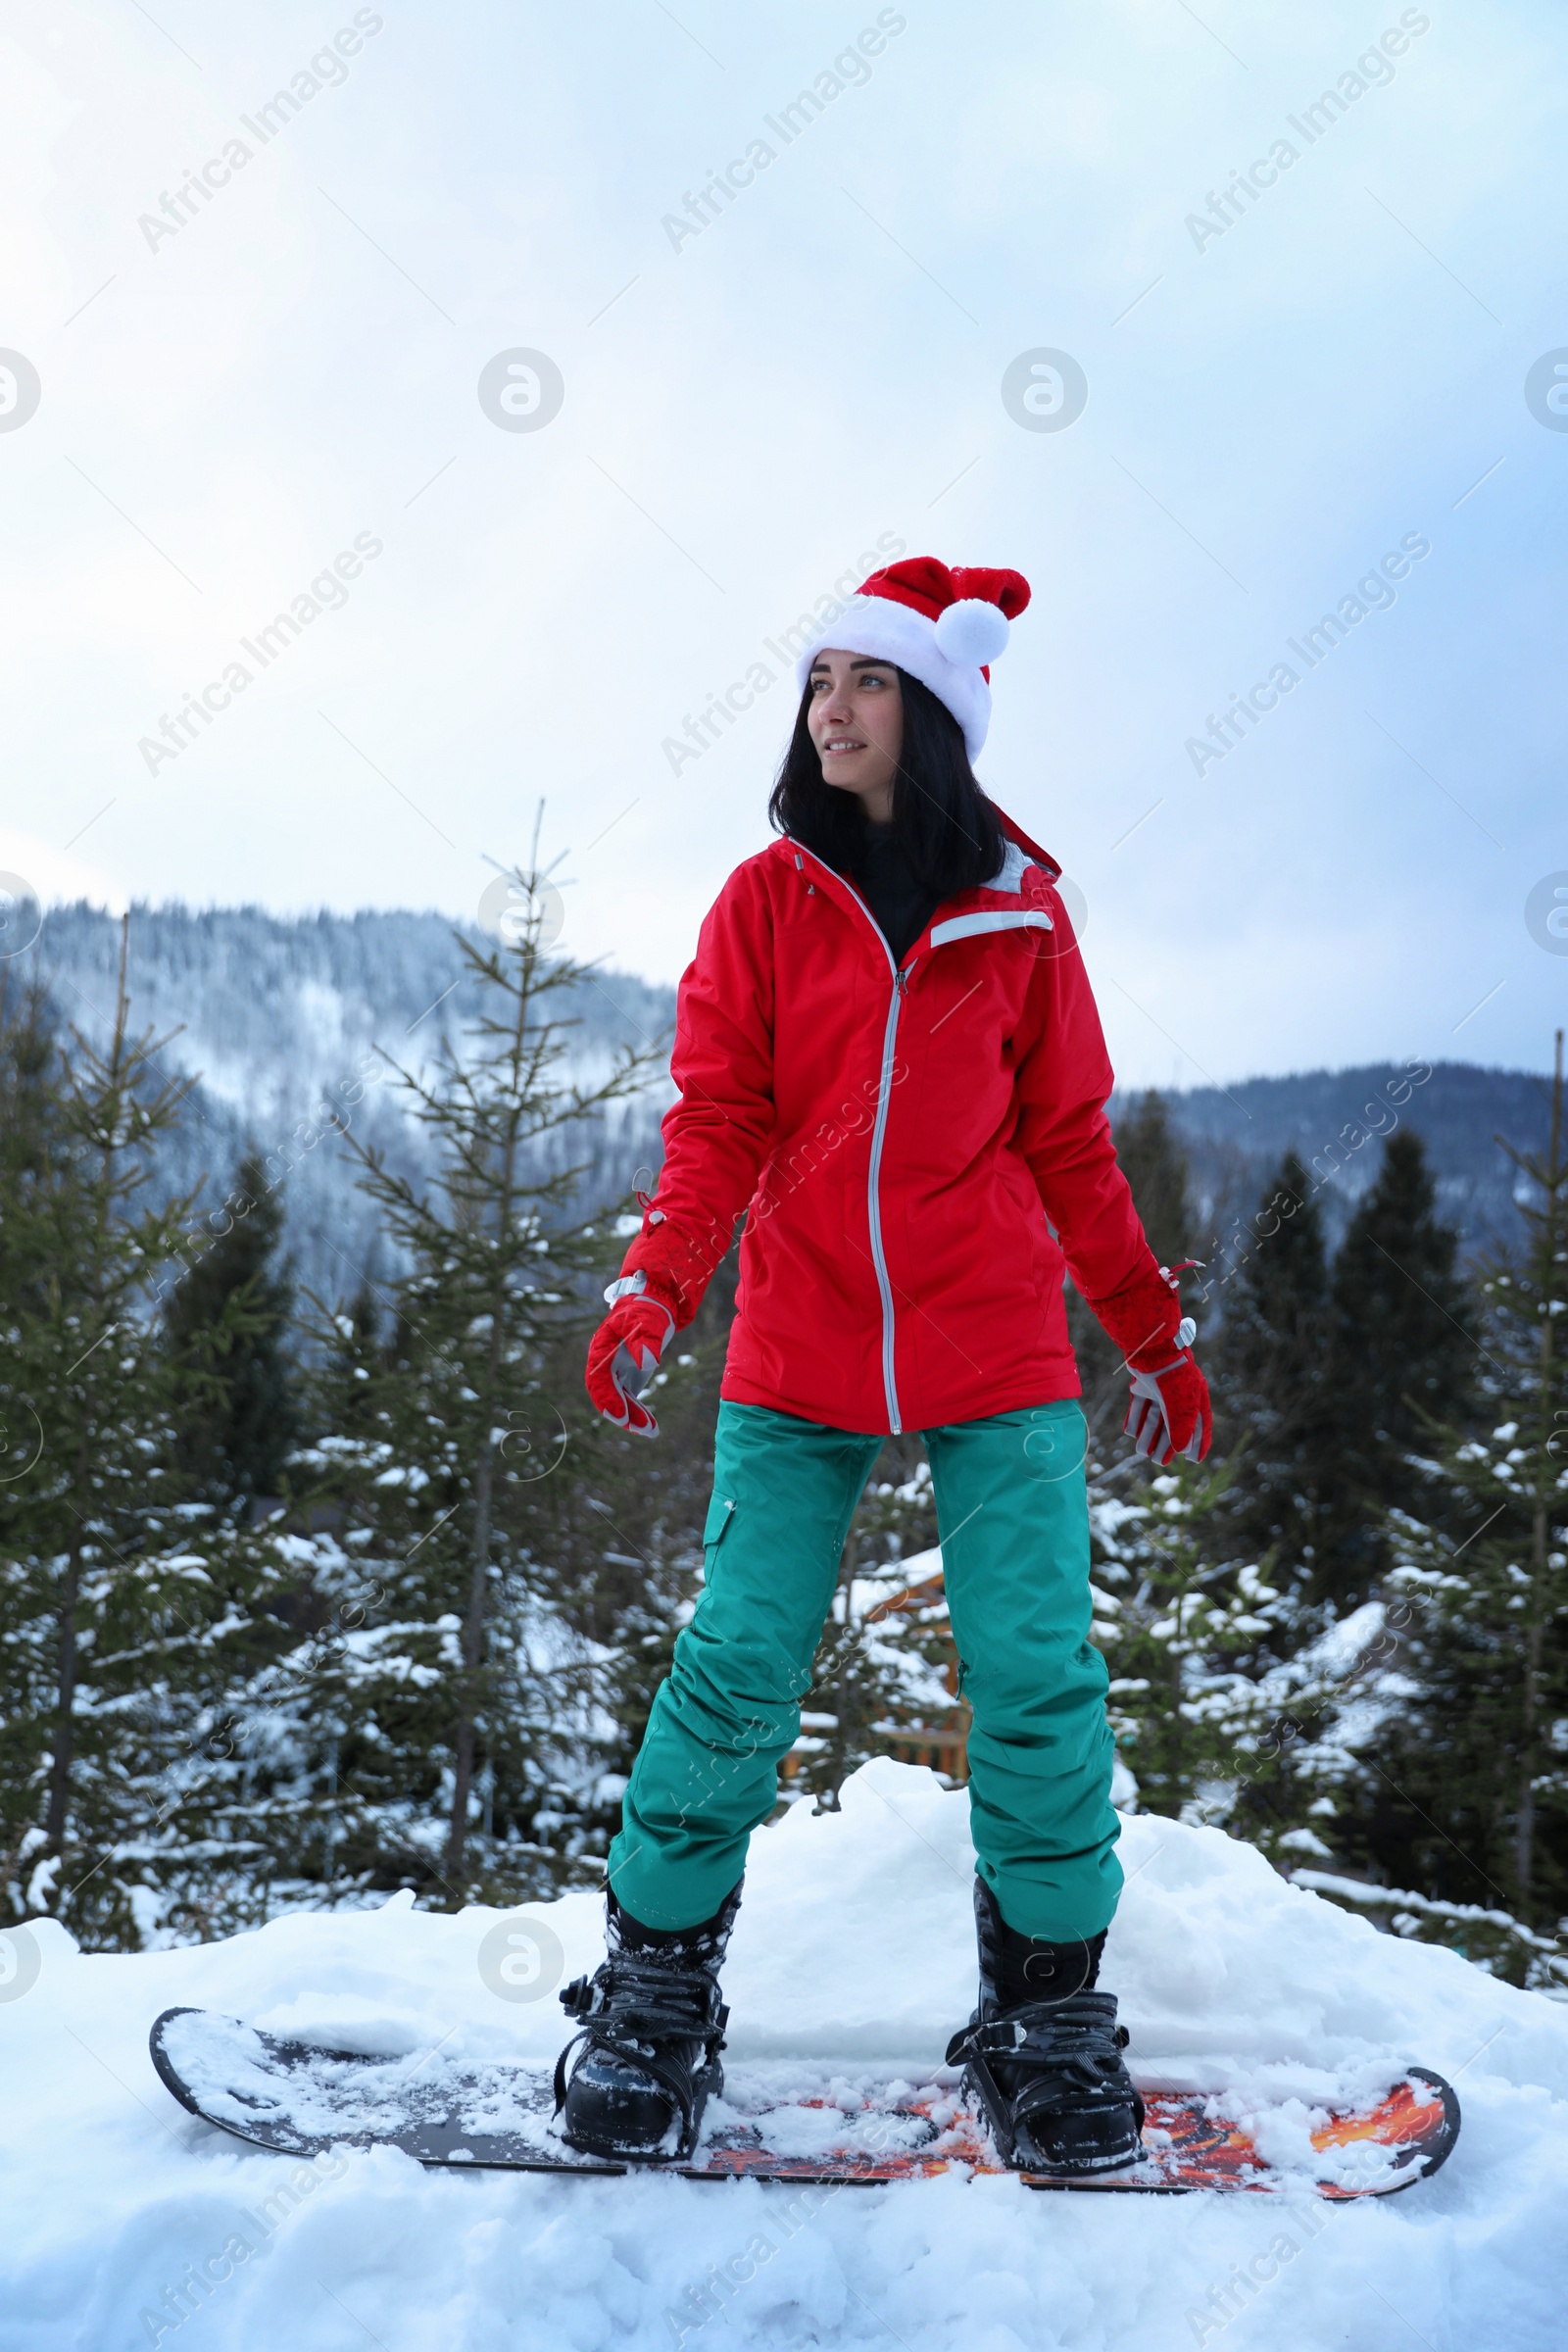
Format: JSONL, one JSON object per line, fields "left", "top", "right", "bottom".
{"left": 554, "top": 1882, "right": 740, "bottom": 2162}
{"left": 946, "top": 1877, "right": 1145, "bottom": 2176}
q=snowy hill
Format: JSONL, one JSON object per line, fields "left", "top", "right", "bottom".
{"left": 16, "top": 902, "right": 676, "bottom": 1309}
{"left": 4, "top": 1759, "right": 1564, "bottom": 2351}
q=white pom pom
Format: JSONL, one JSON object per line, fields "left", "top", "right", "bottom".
{"left": 934, "top": 597, "right": 1010, "bottom": 667}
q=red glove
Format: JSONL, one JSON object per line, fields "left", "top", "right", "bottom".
{"left": 584, "top": 1272, "right": 677, "bottom": 1439}
{"left": 1123, "top": 1352, "right": 1211, "bottom": 1465}
{"left": 587, "top": 1203, "right": 738, "bottom": 1439}
{"left": 1088, "top": 1260, "right": 1213, "bottom": 1466}
{"left": 585, "top": 1201, "right": 731, "bottom": 1438}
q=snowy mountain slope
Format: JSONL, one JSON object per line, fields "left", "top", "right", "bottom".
{"left": 1164, "top": 1058, "right": 1552, "bottom": 1259}
{"left": 4, "top": 1759, "right": 1564, "bottom": 2352}
{"left": 15, "top": 903, "right": 676, "bottom": 1309}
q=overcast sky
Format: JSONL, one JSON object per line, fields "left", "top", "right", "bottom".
{"left": 2, "top": 0, "right": 1565, "bottom": 1087}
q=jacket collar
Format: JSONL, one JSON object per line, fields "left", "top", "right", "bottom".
{"left": 777, "top": 803, "right": 1058, "bottom": 969}
{"left": 994, "top": 807, "right": 1059, "bottom": 887}
{"left": 776, "top": 805, "right": 1056, "bottom": 895}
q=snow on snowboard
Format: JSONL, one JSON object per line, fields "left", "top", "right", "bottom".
{"left": 150, "top": 2007, "right": 1458, "bottom": 2197}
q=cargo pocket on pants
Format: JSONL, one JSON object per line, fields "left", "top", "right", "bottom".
{"left": 702, "top": 1491, "right": 738, "bottom": 1566}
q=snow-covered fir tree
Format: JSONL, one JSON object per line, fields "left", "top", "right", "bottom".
{"left": 1208, "top": 1151, "right": 1337, "bottom": 1583}
{"left": 1310, "top": 1039, "right": 1568, "bottom": 1982}
{"left": 0, "top": 930, "right": 281, "bottom": 1944}
{"left": 162, "top": 1149, "right": 300, "bottom": 1509}
{"left": 190, "top": 849, "right": 663, "bottom": 1916}
{"left": 1067, "top": 1091, "right": 1199, "bottom": 1446}
{"left": 1088, "top": 1451, "right": 1341, "bottom": 1857}
{"left": 1319, "top": 1128, "right": 1478, "bottom": 1602}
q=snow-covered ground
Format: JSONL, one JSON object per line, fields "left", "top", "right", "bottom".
{"left": 5, "top": 1758, "right": 1565, "bottom": 2352}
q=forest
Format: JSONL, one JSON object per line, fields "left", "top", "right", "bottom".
{"left": 1, "top": 870, "right": 1562, "bottom": 1994}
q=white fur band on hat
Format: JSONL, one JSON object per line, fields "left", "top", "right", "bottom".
{"left": 793, "top": 596, "right": 995, "bottom": 759}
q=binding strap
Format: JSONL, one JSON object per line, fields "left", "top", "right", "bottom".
{"left": 946, "top": 1999, "right": 1145, "bottom": 2135}
{"left": 553, "top": 1957, "right": 728, "bottom": 2145}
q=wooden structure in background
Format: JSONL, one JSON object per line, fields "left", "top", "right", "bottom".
{"left": 777, "top": 1565, "right": 973, "bottom": 1792}
{"left": 863, "top": 1567, "right": 972, "bottom": 1785}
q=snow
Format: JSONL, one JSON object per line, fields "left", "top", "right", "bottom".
{"left": 5, "top": 1757, "right": 1566, "bottom": 2351}
{"left": 1301, "top": 1599, "right": 1388, "bottom": 1681}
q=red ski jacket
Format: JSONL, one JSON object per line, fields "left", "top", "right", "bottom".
{"left": 621, "top": 814, "right": 1164, "bottom": 1435}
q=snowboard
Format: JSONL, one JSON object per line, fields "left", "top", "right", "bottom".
{"left": 150, "top": 2007, "right": 1458, "bottom": 2197}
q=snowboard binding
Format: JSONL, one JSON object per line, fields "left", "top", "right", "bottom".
{"left": 948, "top": 1993, "right": 1147, "bottom": 2175}
{"left": 553, "top": 1885, "right": 739, "bottom": 2163}
{"left": 947, "top": 1878, "right": 1146, "bottom": 2177}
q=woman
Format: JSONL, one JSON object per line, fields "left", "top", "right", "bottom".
{"left": 556, "top": 555, "right": 1212, "bottom": 2174}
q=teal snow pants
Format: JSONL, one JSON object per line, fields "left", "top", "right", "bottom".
{"left": 608, "top": 1398, "right": 1122, "bottom": 1942}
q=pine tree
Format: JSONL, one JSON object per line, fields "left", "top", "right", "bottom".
{"left": 245, "top": 843, "right": 662, "bottom": 1909}
{"left": 0, "top": 926, "right": 276, "bottom": 1943}
{"left": 163, "top": 1152, "right": 299, "bottom": 1508}
{"left": 1089, "top": 1455, "right": 1331, "bottom": 1853}
{"left": 1209, "top": 1152, "right": 1334, "bottom": 1581}
{"left": 1115, "top": 1090, "right": 1198, "bottom": 1269}
{"left": 1318, "top": 1130, "right": 1478, "bottom": 1601}
{"left": 1068, "top": 1091, "right": 1200, "bottom": 1443}
{"left": 1325, "top": 1037, "right": 1568, "bottom": 1965}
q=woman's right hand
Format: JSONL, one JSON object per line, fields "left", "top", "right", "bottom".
{"left": 584, "top": 1274, "right": 676, "bottom": 1439}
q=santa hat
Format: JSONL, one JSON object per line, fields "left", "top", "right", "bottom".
{"left": 793, "top": 555, "right": 1031, "bottom": 760}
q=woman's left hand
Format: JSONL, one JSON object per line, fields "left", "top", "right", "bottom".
{"left": 1124, "top": 1350, "right": 1212, "bottom": 1465}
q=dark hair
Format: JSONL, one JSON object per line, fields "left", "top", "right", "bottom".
{"left": 767, "top": 665, "right": 1005, "bottom": 897}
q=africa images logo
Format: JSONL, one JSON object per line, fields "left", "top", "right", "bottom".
{"left": 0, "top": 350, "right": 41, "bottom": 431}
{"left": 1524, "top": 351, "right": 1568, "bottom": 432}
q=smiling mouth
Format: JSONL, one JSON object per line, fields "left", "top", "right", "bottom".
{"left": 822, "top": 737, "right": 865, "bottom": 754}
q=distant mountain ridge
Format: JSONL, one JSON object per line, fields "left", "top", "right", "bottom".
{"left": 17, "top": 902, "right": 673, "bottom": 1313}
{"left": 9, "top": 903, "right": 1551, "bottom": 1310}
{"left": 1140, "top": 1058, "right": 1551, "bottom": 1268}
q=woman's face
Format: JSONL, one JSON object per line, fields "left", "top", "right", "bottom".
{"left": 807, "top": 650, "right": 903, "bottom": 821}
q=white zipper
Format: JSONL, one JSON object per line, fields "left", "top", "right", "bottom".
{"left": 792, "top": 842, "right": 906, "bottom": 1434}
{"left": 787, "top": 843, "right": 1032, "bottom": 1434}
{"left": 866, "top": 969, "right": 906, "bottom": 1434}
